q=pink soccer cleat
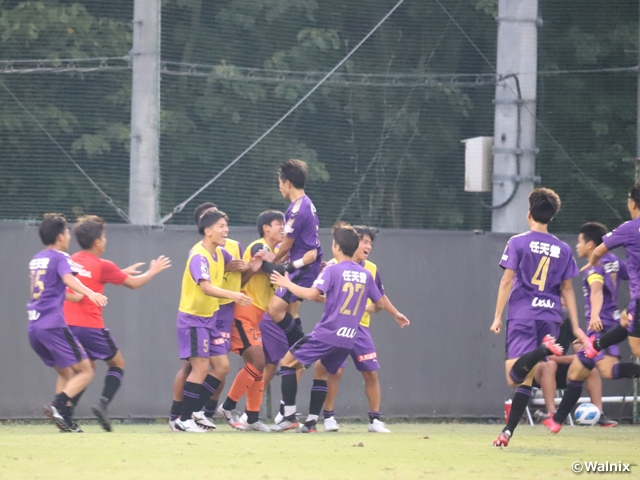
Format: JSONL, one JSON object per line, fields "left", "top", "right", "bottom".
{"left": 492, "top": 430, "right": 511, "bottom": 447}
{"left": 541, "top": 334, "right": 564, "bottom": 356}
{"left": 541, "top": 416, "right": 562, "bottom": 434}
{"left": 580, "top": 335, "right": 598, "bottom": 359}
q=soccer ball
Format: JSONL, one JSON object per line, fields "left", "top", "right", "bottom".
{"left": 574, "top": 403, "right": 601, "bottom": 426}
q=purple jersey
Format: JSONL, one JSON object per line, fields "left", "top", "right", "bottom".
{"left": 582, "top": 253, "right": 627, "bottom": 328}
{"left": 500, "top": 231, "right": 579, "bottom": 323}
{"left": 310, "top": 261, "right": 383, "bottom": 348}
{"left": 284, "top": 195, "right": 323, "bottom": 263}
{"left": 603, "top": 217, "right": 640, "bottom": 299}
{"left": 27, "top": 249, "right": 79, "bottom": 330}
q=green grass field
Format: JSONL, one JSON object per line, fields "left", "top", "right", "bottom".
{"left": 0, "top": 422, "right": 637, "bottom": 479}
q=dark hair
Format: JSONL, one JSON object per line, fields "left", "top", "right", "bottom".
{"left": 39, "top": 213, "right": 67, "bottom": 246}
{"left": 74, "top": 215, "right": 107, "bottom": 250}
{"left": 194, "top": 202, "right": 217, "bottom": 226}
{"left": 529, "top": 188, "right": 561, "bottom": 224}
{"left": 331, "top": 220, "right": 350, "bottom": 234}
{"left": 279, "top": 159, "right": 308, "bottom": 189}
{"left": 198, "top": 209, "right": 228, "bottom": 236}
{"left": 333, "top": 224, "right": 359, "bottom": 258}
{"left": 629, "top": 182, "right": 640, "bottom": 209}
{"left": 257, "top": 210, "right": 285, "bottom": 237}
{"left": 579, "top": 222, "right": 607, "bottom": 247}
{"left": 354, "top": 225, "right": 376, "bottom": 242}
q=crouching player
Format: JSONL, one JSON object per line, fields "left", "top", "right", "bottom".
{"left": 542, "top": 222, "right": 640, "bottom": 433}
{"left": 490, "top": 188, "right": 589, "bottom": 447}
{"left": 269, "top": 224, "right": 409, "bottom": 432}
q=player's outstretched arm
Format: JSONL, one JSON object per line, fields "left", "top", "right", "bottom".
{"left": 198, "top": 279, "right": 252, "bottom": 306}
{"left": 490, "top": 268, "right": 514, "bottom": 334}
{"left": 225, "top": 259, "right": 249, "bottom": 273}
{"left": 269, "top": 271, "right": 322, "bottom": 301}
{"left": 122, "top": 255, "right": 172, "bottom": 289}
{"left": 65, "top": 291, "right": 84, "bottom": 303}
{"left": 273, "top": 237, "right": 294, "bottom": 263}
{"left": 581, "top": 243, "right": 609, "bottom": 272}
{"left": 372, "top": 296, "right": 409, "bottom": 328}
{"left": 62, "top": 273, "right": 107, "bottom": 307}
{"left": 241, "top": 250, "right": 267, "bottom": 286}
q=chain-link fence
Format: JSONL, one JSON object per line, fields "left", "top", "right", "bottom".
{"left": 0, "top": 0, "right": 637, "bottom": 232}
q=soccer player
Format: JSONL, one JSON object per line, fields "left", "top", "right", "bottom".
{"left": 62, "top": 215, "right": 171, "bottom": 431}
{"left": 267, "top": 159, "right": 322, "bottom": 348}
{"left": 172, "top": 209, "right": 253, "bottom": 432}
{"left": 490, "top": 188, "right": 588, "bottom": 447}
{"left": 170, "top": 202, "right": 250, "bottom": 430}
{"left": 217, "top": 210, "right": 287, "bottom": 431}
{"left": 579, "top": 183, "right": 640, "bottom": 360}
{"left": 269, "top": 224, "right": 409, "bottom": 432}
{"left": 541, "top": 221, "right": 640, "bottom": 433}
{"left": 27, "top": 213, "right": 107, "bottom": 431}
{"left": 300, "top": 225, "right": 410, "bottom": 434}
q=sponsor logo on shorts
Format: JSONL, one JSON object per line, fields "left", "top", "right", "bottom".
{"left": 336, "top": 327, "right": 357, "bottom": 338}
{"left": 220, "top": 332, "right": 231, "bottom": 339}
{"left": 532, "top": 297, "right": 555, "bottom": 308}
{"left": 357, "top": 352, "right": 377, "bottom": 362}
{"left": 27, "top": 309, "right": 41, "bottom": 321}
{"left": 213, "top": 338, "right": 225, "bottom": 345}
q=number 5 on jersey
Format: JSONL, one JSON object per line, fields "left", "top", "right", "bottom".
{"left": 531, "top": 256, "right": 551, "bottom": 291}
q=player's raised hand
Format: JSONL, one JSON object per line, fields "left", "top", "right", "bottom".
{"left": 247, "top": 253, "right": 264, "bottom": 273}
{"left": 87, "top": 291, "right": 108, "bottom": 307}
{"left": 123, "top": 262, "right": 145, "bottom": 275}
{"left": 270, "top": 270, "right": 290, "bottom": 288}
{"left": 260, "top": 250, "right": 276, "bottom": 262}
{"left": 226, "top": 259, "right": 249, "bottom": 273}
{"left": 394, "top": 312, "right": 410, "bottom": 328}
{"left": 490, "top": 317, "right": 502, "bottom": 335}
{"left": 233, "top": 292, "right": 252, "bottom": 307}
{"left": 149, "top": 255, "right": 171, "bottom": 275}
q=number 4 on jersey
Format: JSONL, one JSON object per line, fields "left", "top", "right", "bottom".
{"left": 531, "top": 256, "right": 551, "bottom": 291}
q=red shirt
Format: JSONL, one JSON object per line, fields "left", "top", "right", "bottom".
{"left": 63, "top": 251, "right": 128, "bottom": 328}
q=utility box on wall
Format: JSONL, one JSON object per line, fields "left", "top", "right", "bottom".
{"left": 463, "top": 136, "right": 493, "bottom": 192}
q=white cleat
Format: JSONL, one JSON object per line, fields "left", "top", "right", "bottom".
{"left": 368, "top": 419, "right": 391, "bottom": 433}
{"left": 217, "top": 405, "right": 247, "bottom": 430}
{"left": 174, "top": 418, "right": 207, "bottom": 433}
{"left": 274, "top": 412, "right": 284, "bottom": 425}
{"left": 245, "top": 420, "right": 272, "bottom": 432}
{"left": 192, "top": 410, "right": 216, "bottom": 430}
{"left": 323, "top": 416, "right": 340, "bottom": 432}
{"left": 169, "top": 418, "right": 180, "bottom": 432}
{"left": 270, "top": 416, "right": 300, "bottom": 432}
{"left": 240, "top": 412, "right": 248, "bottom": 424}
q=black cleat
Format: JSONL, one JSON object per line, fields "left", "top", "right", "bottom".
{"left": 597, "top": 414, "right": 618, "bottom": 428}
{"left": 44, "top": 404, "right": 71, "bottom": 432}
{"left": 92, "top": 399, "right": 112, "bottom": 432}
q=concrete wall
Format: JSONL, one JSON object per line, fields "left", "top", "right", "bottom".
{"left": 0, "top": 223, "right": 634, "bottom": 419}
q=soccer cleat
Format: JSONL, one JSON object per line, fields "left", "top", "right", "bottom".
{"left": 323, "top": 416, "right": 340, "bottom": 432}
{"left": 368, "top": 419, "right": 391, "bottom": 433}
{"left": 245, "top": 420, "right": 272, "bottom": 432}
{"left": 68, "top": 422, "right": 83, "bottom": 433}
{"left": 597, "top": 414, "right": 618, "bottom": 428}
{"left": 492, "top": 430, "right": 511, "bottom": 447}
{"left": 92, "top": 399, "right": 112, "bottom": 432}
{"left": 43, "top": 404, "right": 71, "bottom": 432}
{"left": 192, "top": 410, "right": 216, "bottom": 430}
{"left": 296, "top": 422, "right": 318, "bottom": 433}
{"left": 541, "top": 416, "right": 562, "bottom": 434}
{"left": 541, "top": 334, "right": 564, "bottom": 357}
{"left": 169, "top": 418, "right": 180, "bottom": 432}
{"left": 274, "top": 412, "right": 284, "bottom": 425}
{"left": 581, "top": 335, "right": 598, "bottom": 359}
{"left": 174, "top": 418, "right": 207, "bottom": 433}
{"left": 240, "top": 412, "right": 248, "bottom": 424}
{"left": 217, "top": 405, "right": 247, "bottom": 430}
{"left": 270, "top": 415, "right": 299, "bottom": 432}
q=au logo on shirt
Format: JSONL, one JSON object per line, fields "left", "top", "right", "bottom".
{"left": 336, "top": 327, "right": 357, "bottom": 338}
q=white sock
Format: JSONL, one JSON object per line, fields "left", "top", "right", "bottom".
{"left": 284, "top": 405, "right": 296, "bottom": 417}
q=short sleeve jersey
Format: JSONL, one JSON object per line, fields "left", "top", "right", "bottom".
{"left": 310, "top": 261, "right": 383, "bottom": 348}
{"left": 284, "top": 195, "right": 323, "bottom": 262}
{"left": 63, "top": 251, "right": 128, "bottom": 329}
{"left": 326, "top": 258, "right": 385, "bottom": 328}
{"left": 177, "top": 242, "right": 228, "bottom": 327}
{"left": 582, "top": 252, "right": 625, "bottom": 328}
{"left": 500, "top": 231, "right": 579, "bottom": 323}
{"left": 27, "top": 249, "right": 79, "bottom": 330}
{"left": 219, "top": 239, "right": 243, "bottom": 306}
{"left": 603, "top": 217, "right": 640, "bottom": 299}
